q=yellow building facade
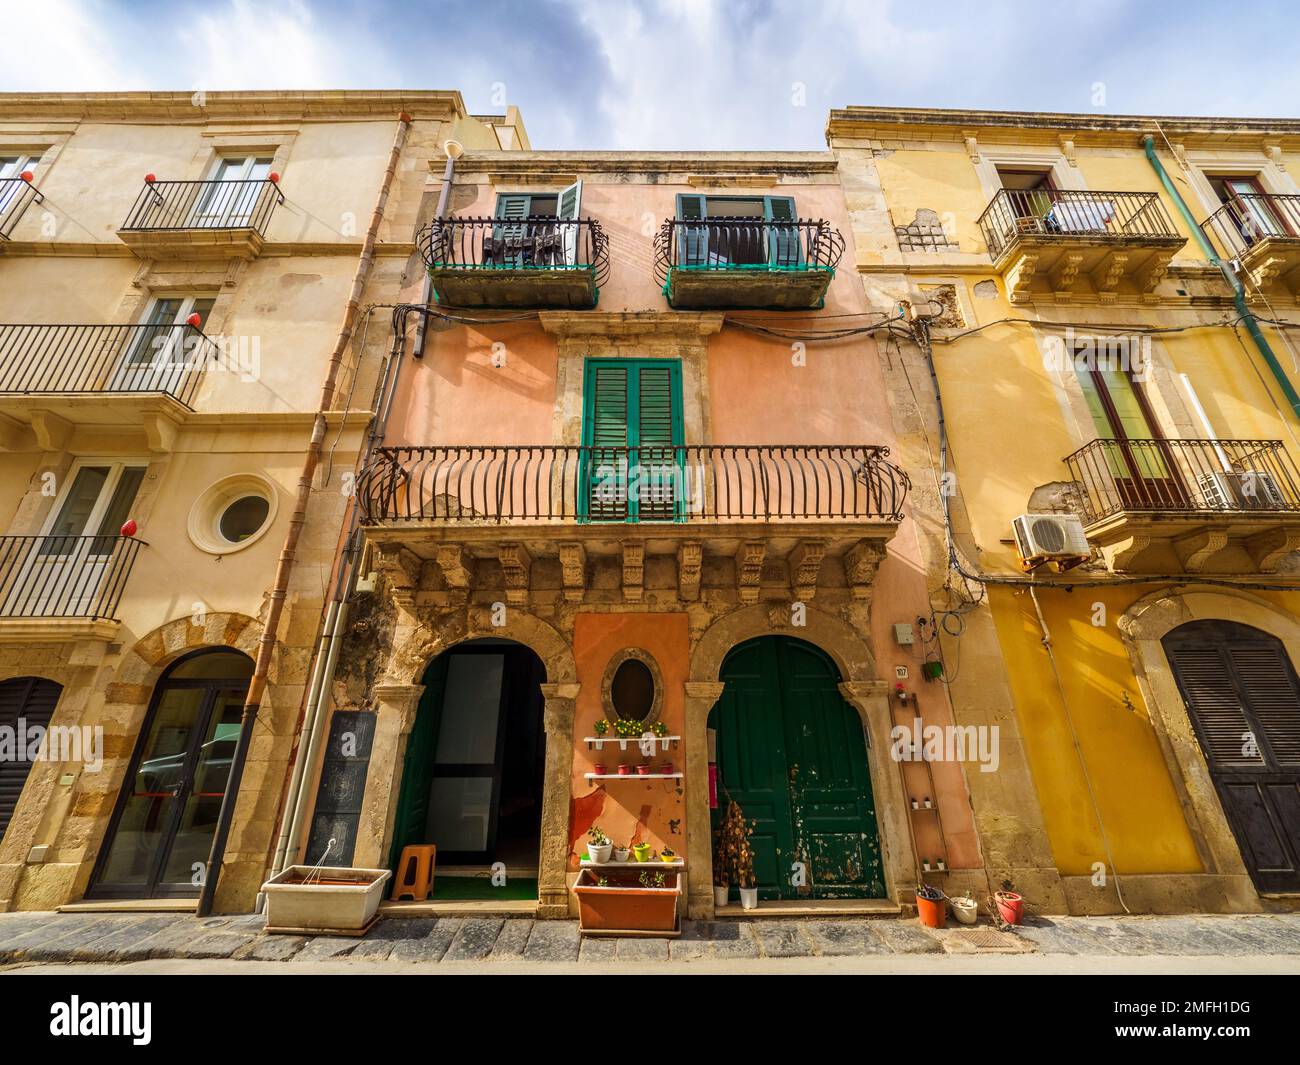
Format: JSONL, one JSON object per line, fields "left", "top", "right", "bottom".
{"left": 0, "top": 91, "right": 526, "bottom": 913}
{"left": 829, "top": 107, "right": 1300, "bottom": 914}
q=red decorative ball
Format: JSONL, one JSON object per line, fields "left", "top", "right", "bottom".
{"left": 185, "top": 312, "right": 202, "bottom": 328}
{"left": 268, "top": 171, "right": 280, "bottom": 183}
{"left": 19, "top": 170, "right": 33, "bottom": 183}
{"left": 120, "top": 519, "right": 138, "bottom": 537}
{"left": 144, "top": 173, "right": 156, "bottom": 183}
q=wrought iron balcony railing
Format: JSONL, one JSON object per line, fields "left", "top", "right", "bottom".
{"left": 0, "top": 535, "right": 145, "bottom": 620}
{"left": 978, "top": 189, "right": 1181, "bottom": 260}
{"left": 1065, "top": 438, "right": 1300, "bottom": 525}
{"left": 1201, "top": 193, "right": 1300, "bottom": 260}
{"left": 419, "top": 216, "right": 610, "bottom": 281}
{"left": 121, "top": 178, "right": 284, "bottom": 233}
{"left": 359, "top": 445, "right": 909, "bottom": 525}
{"left": 652, "top": 217, "right": 845, "bottom": 286}
{"left": 0, "top": 324, "right": 219, "bottom": 407}
{"left": 0, "top": 176, "right": 43, "bottom": 240}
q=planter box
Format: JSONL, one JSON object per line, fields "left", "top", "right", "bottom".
{"left": 261, "top": 865, "right": 392, "bottom": 935}
{"left": 573, "top": 869, "right": 681, "bottom": 934}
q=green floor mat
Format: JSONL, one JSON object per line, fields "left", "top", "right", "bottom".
{"left": 428, "top": 876, "right": 538, "bottom": 901}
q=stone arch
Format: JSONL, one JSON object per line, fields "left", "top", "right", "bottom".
{"left": 1118, "top": 587, "right": 1298, "bottom": 911}
{"left": 358, "top": 606, "right": 579, "bottom": 917}
{"left": 681, "top": 603, "right": 914, "bottom": 916}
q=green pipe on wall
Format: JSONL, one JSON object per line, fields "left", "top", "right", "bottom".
{"left": 1143, "top": 134, "right": 1300, "bottom": 420}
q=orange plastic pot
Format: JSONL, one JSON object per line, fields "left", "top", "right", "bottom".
{"left": 574, "top": 869, "right": 681, "bottom": 932}
{"left": 995, "top": 891, "right": 1023, "bottom": 925}
{"left": 916, "top": 892, "right": 946, "bottom": 928}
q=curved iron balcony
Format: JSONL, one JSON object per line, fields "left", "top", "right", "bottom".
{"left": 653, "top": 217, "right": 845, "bottom": 309}
{"left": 0, "top": 534, "right": 145, "bottom": 620}
{"left": 1201, "top": 193, "right": 1300, "bottom": 295}
{"left": 358, "top": 444, "right": 909, "bottom": 525}
{"left": 419, "top": 216, "right": 610, "bottom": 309}
{"left": 0, "top": 323, "right": 219, "bottom": 408}
{"left": 0, "top": 176, "right": 44, "bottom": 240}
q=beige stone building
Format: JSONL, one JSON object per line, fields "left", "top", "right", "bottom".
{"left": 0, "top": 90, "right": 526, "bottom": 913}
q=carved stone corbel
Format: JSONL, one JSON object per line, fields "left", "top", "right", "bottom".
{"left": 498, "top": 543, "right": 531, "bottom": 605}
{"left": 735, "top": 541, "right": 766, "bottom": 603}
{"left": 1246, "top": 526, "right": 1300, "bottom": 572}
{"left": 30, "top": 409, "right": 72, "bottom": 452}
{"left": 1090, "top": 251, "right": 1129, "bottom": 297}
{"left": 1174, "top": 528, "right": 1230, "bottom": 572}
{"left": 558, "top": 542, "right": 586, "bottom": 602}
{"left": 622, "top": 540, "right": 645, "bottom": 602}
{"left": 1050, "top": 252, "right": 1084, "bottom": 297}
{"left": 787, "top": 539, "right": 827, "bottom": 601}
{"left": 843, "top": 539, "right": 886, "bottom": 599}
{"left": 1005, "top": 253, "right": 1039, "bottom": 303}
{"left": 677, "top": 540, "right": 702, "bottom": 602}
{"left": 376, "top": 543, "right": 423, "bottom": 611}
{"left": 435, "top": 544, "right": 474, "bottom": 603}
{"left": 1103, "top": 534, "right": 1155, "bottom": 572}
{"left": 1137, "top": 250, "right": 1174, "bottom": 301}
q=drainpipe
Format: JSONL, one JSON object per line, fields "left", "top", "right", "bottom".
{"left": 1142, "top": 134, "right": 1300, "bottom": 420}
{"left": 198, "top": 112, "right": 413, "bottom": 917}
{"left": 412, "top": 138, "right": 463, "bottom": 358}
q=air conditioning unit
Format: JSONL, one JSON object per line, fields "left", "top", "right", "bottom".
{"left": 1012, "top": 512, "right": 1091, "bottom": 570}
{"left": 1197, "top": 470, "right": 1286, "bottom": 511}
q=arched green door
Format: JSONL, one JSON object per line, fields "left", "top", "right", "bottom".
{"left": 712, "top": 636, "right": 884, "bottom": 899}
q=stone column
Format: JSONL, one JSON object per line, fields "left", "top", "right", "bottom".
{"left": 353, "top": 683, "right": 423, "bottom": 870}
{"left": 839, "top": 680, "right": 917, "bottom": 902}
{"left": 537, "top": 682, "right": 580, "bottom": 918}
{"left": 684, "top": 680, "right": 725, "bottom": 918}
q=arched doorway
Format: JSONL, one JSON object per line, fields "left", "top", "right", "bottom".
{"left": 710, "top": 636, "right": 884, "bottom": 901}
{"left": 1164, "top": 620, "right": 1300, "bottom": 893}
{"left": 89, "top": 648, "right": 252, "bottom": 898}
{"left": 0, "top": 676, "right": 62, "bottom": 844}
{"left": 389, "top": 638, "right": 546, "bottom": 900}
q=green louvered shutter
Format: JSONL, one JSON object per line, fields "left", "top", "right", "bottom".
{"left": 765, "top": 195, "right": 802, "bottom": 267}
{"left": 493, "top": 193, "right": 531, "bottom": 267}
{"left": 635, "top": 363, "right": 681, "bottom": 521}
{"left": 583, "top": 362, "right": 631, "bottom": 521}
{"left": 676, "top": 193, "right": 708, "bottom": 267}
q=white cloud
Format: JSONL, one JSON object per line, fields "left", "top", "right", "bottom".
{"left": 0, "top": 0, "right": 139, "bottom": 91}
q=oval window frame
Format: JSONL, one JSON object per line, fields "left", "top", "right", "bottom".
{"left": 602, "top": 647, "right": 664, "bottom": 726}
{"left": 187, "top": 473, "right": 278, "bottom": 555}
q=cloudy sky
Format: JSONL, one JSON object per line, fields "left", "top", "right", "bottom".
{"left": 3, "top": 0, "right": 1296, "bottom": 149}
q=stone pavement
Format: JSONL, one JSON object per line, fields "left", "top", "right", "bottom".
{"left": 2, "top": 910, "right": 1300, "bottom": 968}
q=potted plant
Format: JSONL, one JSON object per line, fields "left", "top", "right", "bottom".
{"left": 593, "top": 718, "right": 610, "bottom": 750}
{"left": 719, "top": 800, "right": 758, "bottom": 910}
{"left": 993, "top": 887, "right": 1024, "bottom": 926}
{"left": 631, "top": 841, "right": 652, "bottom": 863}
{"left": 916, "top": 882, "right": 946, "bottom": 928}
{"left": 587, "top": 825, "right": 613, "bottom": 864}
{"left": 712, "top": 828, "right": 730, "bottom": 908}
{"left": 660, "top": 846, "right": 677, "bottom": 864}
{"left": 614, "top": 717, "right": 639, "bottom": 748}
{"left": 652, "top": 720, "right": 669, "bottom": 747}
{"left": 612, "top": 843, "right": 631, "bottom": 863}
{"left": 950, "top": 895, "right": 978, "bottom": 925}
{"left": 617, "top": 763, "right": 632, "bottom": 776}
{"left": 593, "top": 763, "right": 607, "bottom": 776}
{"left": 636, "top": 763, "right": 651, "bottom": 776}
{"left": 574, "top": 866, "right": 682, "bottom": 933}
{"left": 261, "top": 859, "right": 392, "bottom": 935}
{"left": 659, "top": 761, "right": 674, "bottom": 774}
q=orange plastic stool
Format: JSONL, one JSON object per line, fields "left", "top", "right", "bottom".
{"left": 391, "top": 844, "right": 438, "bottom": 902}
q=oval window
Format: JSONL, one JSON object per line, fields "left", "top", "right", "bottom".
{"left": 610, "top": 657, "right": 655, "bottom": 722}
{"left": 219, "top": 495, "right": 270, "bottom": 543}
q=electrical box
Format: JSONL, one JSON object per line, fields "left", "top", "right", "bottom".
{"left": 893, "top": 623, "right": 914, "bottom": 646}
{"left": 894, "top": 665, "right": 909, "bottom": 680}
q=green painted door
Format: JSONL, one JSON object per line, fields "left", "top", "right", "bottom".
{"left": 711, "top": 637, "right": 884, "bottom": 899}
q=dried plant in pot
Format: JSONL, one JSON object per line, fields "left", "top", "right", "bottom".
{"left": 719, "top": 800, "right": 758, "bottom": 910}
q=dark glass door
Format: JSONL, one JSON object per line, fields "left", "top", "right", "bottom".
{"left": 89, "top": 650, "right": 251, "bottom": 898}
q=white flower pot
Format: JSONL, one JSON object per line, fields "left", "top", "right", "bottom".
{"left": 951, "top": 896, "right": 978, "bottom": 925}
{"left": 714, "top": 885, "right": 729, "bottom": 908}
{"left": 739, "top": 887, "right": 758, "bottom": 910}
{"left": 261, "top": 865, "right": 391, "bottom": 934}
{"left": 613, "top": 848, "right": 630, "bottom": 863}
{"left": 587, "top": 842, "right": 613, "bottom": 864}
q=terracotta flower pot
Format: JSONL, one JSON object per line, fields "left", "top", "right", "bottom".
{"left": 995, "top": 891, "right": 1023, "bottom": 926}
{"left": 916, "top": 892, "right": 947, "bottom": 928}
{"left": 617, "top": 764, "right": 631, "bottom": 776}
{"left": 574, "top": 869, "right": 681, "bottom": 933}
{"left": 636, "top": 764, "right": 651, "bottom": 776}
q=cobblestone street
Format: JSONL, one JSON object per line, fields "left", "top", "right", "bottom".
{"left": 4, "top": 910, "right": 1300, "bottom": 971}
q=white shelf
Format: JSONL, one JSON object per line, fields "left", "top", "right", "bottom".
{"left": 580, "top": 858, "right": 685, "bottom": 869}
{"left": 584, "top": 736, "right": 679, "bottom": 749}
{"left": 584, "top": 772, "right": 683, "bottom": 781}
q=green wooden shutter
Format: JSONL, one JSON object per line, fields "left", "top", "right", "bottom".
{"left": 764, "top": 195, "right": 802, "bottom": 267}
{"left": 389, "top": 656, "right": 448, "bottom": 870}
{"left": 676, "top": 193, "right": 708, "bottom": 267}
{"left": 581, "top": 359, "right": 683, "bottom": 523}
{"left": 493, "top": 194, "right": 531, "bottom": 267}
